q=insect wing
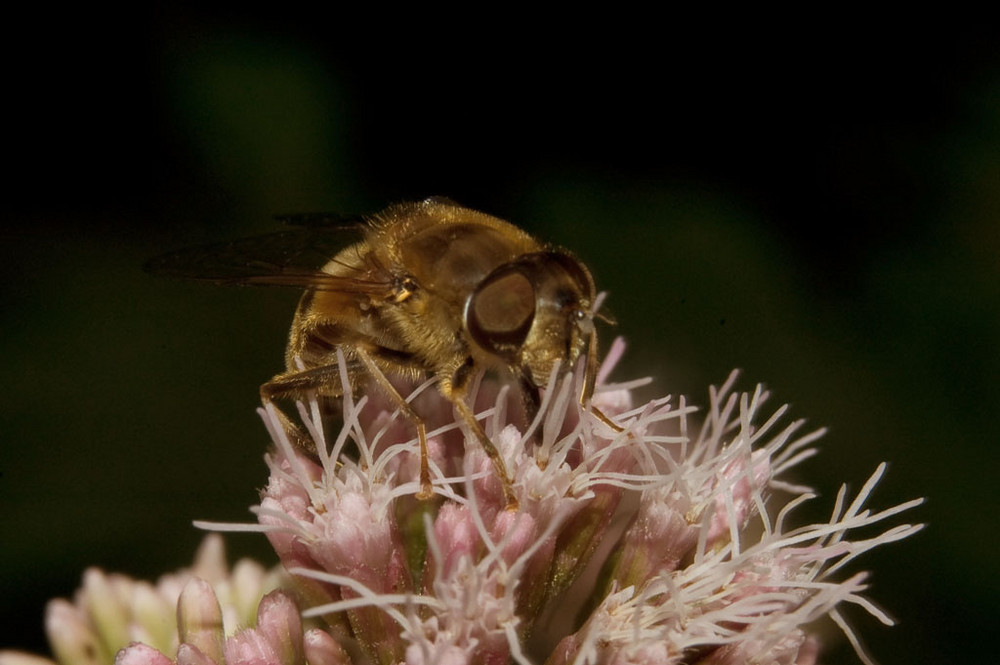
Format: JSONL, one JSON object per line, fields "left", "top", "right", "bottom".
{"left": 144, "top": 226, "right": 393, "bottom": 295}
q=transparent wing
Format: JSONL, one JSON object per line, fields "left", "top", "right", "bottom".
{"left": 144, "top": 225, "right": 393, "bottom": 295}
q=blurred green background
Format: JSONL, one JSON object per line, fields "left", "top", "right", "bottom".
{"left": 2, "top": 10, "right": 997, "bottom": 664}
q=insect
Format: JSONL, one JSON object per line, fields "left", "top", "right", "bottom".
{"left": 147, "top": 197, "right": 617, "bottom": 509}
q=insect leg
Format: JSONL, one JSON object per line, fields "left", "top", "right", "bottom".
{"left": 261, "top": 363, "right": 349, "bottom": 401}
{"left": 261, "top": 364, "right": 347, "bottom": 453}
{"left": 450, "top": 398, "right": 519, "bottom": 511}
{"left": 446, "top": 368, "right": 519, "bottom": 511}
{"left": 518, "top": 372, "right": 542, "bottom": 432}
{"left": 580, "top": 332, "right": 623, "bottom": 433}
{"left": 352, "top": 348, "right": 434, "bottom": 501}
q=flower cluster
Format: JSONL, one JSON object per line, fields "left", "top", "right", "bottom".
{"left": 1, "top": 341, "right": 923, "bottom": 665}
{"left": 0, "top": 536, "right": 295, "bottom": 665}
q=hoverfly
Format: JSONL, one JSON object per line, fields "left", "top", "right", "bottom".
{"left": 147, "top": 197, "right": 617, "bottom": 509}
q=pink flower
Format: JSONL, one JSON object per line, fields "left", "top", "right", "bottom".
{"left": 1, "top": 341, "right": 923, "bottom": 665}
{"left": 247, "top": 343, "right": 922, "bottom": 665}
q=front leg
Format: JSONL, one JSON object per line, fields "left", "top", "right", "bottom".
{"left": 518, "top": 371, "right": 542, "bottom": 431}
{"left": 445, "top": 361, "right": 519, "bottom": 511}
{"left": 580, "top": 331, "right": 623, "bottom": 434}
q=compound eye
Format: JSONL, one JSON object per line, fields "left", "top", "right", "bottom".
{"left": 467, "top": 269, "right": 536, "bottom": 355}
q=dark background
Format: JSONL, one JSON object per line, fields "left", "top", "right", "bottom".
{"left": 2, "top": 9, "right": 997, "bottom": 664}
